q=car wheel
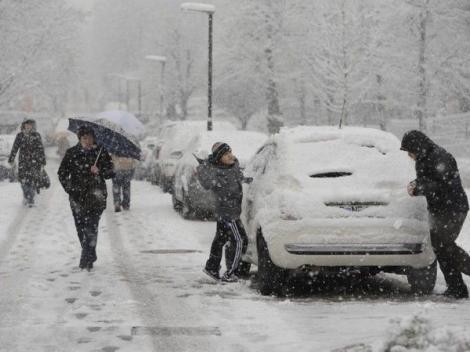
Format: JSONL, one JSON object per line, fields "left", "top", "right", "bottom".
{"left": 257, "top": 231, "right": 288, "bottom": 296}
{"left": 172, "top": 191, "right": 182, "bottom": 211}
{"left": 237, "top": 261, "right": 252, "bottom": 279}
{"left": 162, "top": 177, "right": 173, "bottom": 193}
{"left": 406, "top": 260, "right": 437, "bottom": 294}
{"left": 181, "top": 191, "right": 194, "bottom": 219}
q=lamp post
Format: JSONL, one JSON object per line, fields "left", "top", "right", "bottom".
{"left": 145, "top": 55, "right": 167, "bottom": 121}
{"left": 181, "top": 2, "right": 215, "bottom": 131}
{"left": 107, "top": 73, "right": 141, "bottom": 113}
{"left": 126, "top": 77, "right": 142, "bottom": 117}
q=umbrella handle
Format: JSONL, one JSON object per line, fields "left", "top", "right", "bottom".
{"left": 94, "top": 147, "right": 103, "bottom": 167}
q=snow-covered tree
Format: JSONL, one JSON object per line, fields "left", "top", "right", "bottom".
{"left": 0, "top": 1, "right": 82, "bottom": 114}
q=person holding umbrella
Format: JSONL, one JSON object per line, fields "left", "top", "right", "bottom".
{"left": 58, "top": 126, "right": 114, "bottom": 271}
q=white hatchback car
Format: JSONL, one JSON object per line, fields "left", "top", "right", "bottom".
{"left": 242, "top": 126, "right": 436, "bottom": 295}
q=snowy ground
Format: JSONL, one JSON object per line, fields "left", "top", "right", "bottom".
{"left": 0, "top": 155, "right": 470, "bottom": 352}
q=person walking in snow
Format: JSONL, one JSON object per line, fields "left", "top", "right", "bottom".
{"left": 58, "top": 126, "right": 114, "bottom": 271}
{"left": 197, "top": 142, "right": 252, "bottom": 282}
{"left": 8, "top": 119, "right": 46, "bottom": 207}
{"left": 401, "top": 130, "right": 470, "bottom": 299}
{"left": 111, "top": 155, "right": 137, "bottom": 212}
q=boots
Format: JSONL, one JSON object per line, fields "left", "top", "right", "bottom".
{"left": 443, "top": 285, "right": 469, "bottom": 299}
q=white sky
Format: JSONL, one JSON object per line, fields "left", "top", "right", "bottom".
{"left": 67, "top": 0, "right": 94, "bottom": 11}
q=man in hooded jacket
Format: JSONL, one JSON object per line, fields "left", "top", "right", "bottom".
{"left": 8, "top": 119, "right": 46, "bottom": 207}
{"left": 58, "top": 126, "right": 114, "bottom": 271}
{"left": 401, "top": 130, "right": 470, "bottom": 298}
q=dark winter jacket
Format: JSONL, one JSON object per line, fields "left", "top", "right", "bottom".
{"left": 401, "top": 130, "right": 469, "bottom": 215}
{"left": 58, "top": 143, "right": 115, "bottom": 211}
{"left": 197, "top": 157, "right": 251, "bottom": 220}
{"left": 8, "top": 121, "right": 46, "bottom": 185}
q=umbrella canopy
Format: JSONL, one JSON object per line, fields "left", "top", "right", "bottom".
{"left": 68, "top": 118, "right": 141, "bottom": 160}
{"left": 94, "top": 110, "right": 145, "bottom": 138}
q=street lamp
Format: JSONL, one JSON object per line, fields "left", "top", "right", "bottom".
{"left": 126, "top": 77, "right": 142, "bottom": 118}
{"left": 145, "top": 55, "right": 167, "bottom": 121}
{"left": 108, "top": 73, "right": 141, "bottom": 114}
{"left": 181, "top": 2, "right": 215, "bottom": 131}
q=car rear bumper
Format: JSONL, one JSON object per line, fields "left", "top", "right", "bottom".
{"left": 263, "top": 218, "right": 435, "bottom": 269}
{"left": 284, "top": 243, "right": 424, "bottom": 255}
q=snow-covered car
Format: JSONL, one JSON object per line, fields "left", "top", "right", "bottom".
{"left": 172, "top": 129, "right": 267, "bottom": 219}
{"left": 156, "top": 120, "right": 237, "bottom": 193}
{"left": 0, "top": 134, "right": 17, "bottom": 181}
{"left": 135, "top": 136, "right": 158, "bottom": 180}
{"left": 242, "top": 126, "right": 436, "bottom": 296}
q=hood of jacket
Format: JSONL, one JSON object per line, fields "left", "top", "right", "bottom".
{"left": 400, "top": 130, "right": 435, "bottom": 159}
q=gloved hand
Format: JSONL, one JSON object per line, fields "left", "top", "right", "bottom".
{"left": 244, "top": 177, "right": 254, "bottom": 184}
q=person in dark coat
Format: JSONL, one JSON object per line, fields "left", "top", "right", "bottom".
{"left": 401, "top": 130, "right": 470, "bottom": 299}
{"left": 58, "top": 126, "right": 114, "bottom": 271}
{"left": 8, "top": 119, "right": 46, "bottom": 207}
{"left": 197, "top": 142, "right": 252, "bottom": 282}
{"left": 111, "top": 155, "right": 137, "bottom": 212}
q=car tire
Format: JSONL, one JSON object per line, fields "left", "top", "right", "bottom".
{"left": 172, "top": 191, "right": 182, "bottom": 211}
{"left": 257, "top": 231, "right": 288, "bottom": 296}
{"left": 237, "top": 261, "right": 252, "bottom": 279}
{"left": 181, "top": 191, "right": 194, "bottom": 219}
{"left": 406, "top": 260, "right": 437, "bottom": 295}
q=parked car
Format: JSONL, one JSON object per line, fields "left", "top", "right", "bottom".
{"left": 241, "top": 126, "right": 436, "bottom": 296}
{"left": 155, "top": 120, "right": 236, "bottom": 193}
{"left": 0, "top": 134, "right": 17, "bottom": 181}
{"left": 172, "top": 129, "right": 267, "bottom": 219}
{"left": 135, "top": 136, "right": 158, "bottom": 180}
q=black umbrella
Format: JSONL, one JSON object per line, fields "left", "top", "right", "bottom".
{"left": 68, "top": 118, "right": 141, "bottom": 160}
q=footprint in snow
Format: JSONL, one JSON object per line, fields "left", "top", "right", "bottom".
{"left": 65, "top": 298, "right": 77, "bottom": 304}
{"left": 77, "top": 337, "right": 91, "bottom": 344}
{"left": 87, "top": 326, "right": 101, "bottom": 332}
{"left": 102, "top": 346, "right": 120, "bottom": 352}
{"left": 75, "top": 313, "right": 87, "bottom": 319}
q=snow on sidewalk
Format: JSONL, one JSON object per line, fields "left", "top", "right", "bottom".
{"left": 0, "top": 177, "right": 153, "bottom": 352}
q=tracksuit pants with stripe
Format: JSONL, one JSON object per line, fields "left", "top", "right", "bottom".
{"left": 205, "top": 219, "right": 248, "bottom": 276}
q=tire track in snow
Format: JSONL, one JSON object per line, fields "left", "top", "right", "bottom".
{"left": 0, "top": 180, "right": 57, "bottom": 268}
{"left": 104, "top": 206, "right": 217, "bottom": 352}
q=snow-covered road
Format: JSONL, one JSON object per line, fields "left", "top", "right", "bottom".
{"left": 0, "top": 158, "right": 469, "bottom": 352}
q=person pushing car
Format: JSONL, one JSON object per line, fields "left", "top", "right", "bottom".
{"left": 401, "top": 130, "right": 470, "bottom": 299}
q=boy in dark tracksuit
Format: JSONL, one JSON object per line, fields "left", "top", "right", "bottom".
{"left": 197, "top": 142, "right": 251, "bottom": 282}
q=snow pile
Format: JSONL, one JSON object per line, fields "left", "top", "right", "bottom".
{"left": 382, "top": 311, "right": 470, "bottom": 352}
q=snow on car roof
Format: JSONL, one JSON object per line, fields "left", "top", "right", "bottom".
{"left": 274, "top": 126, "right": 404, "bottom": 179}
{"left": 267, "top": 125, "right": 416, "bottom": 204}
